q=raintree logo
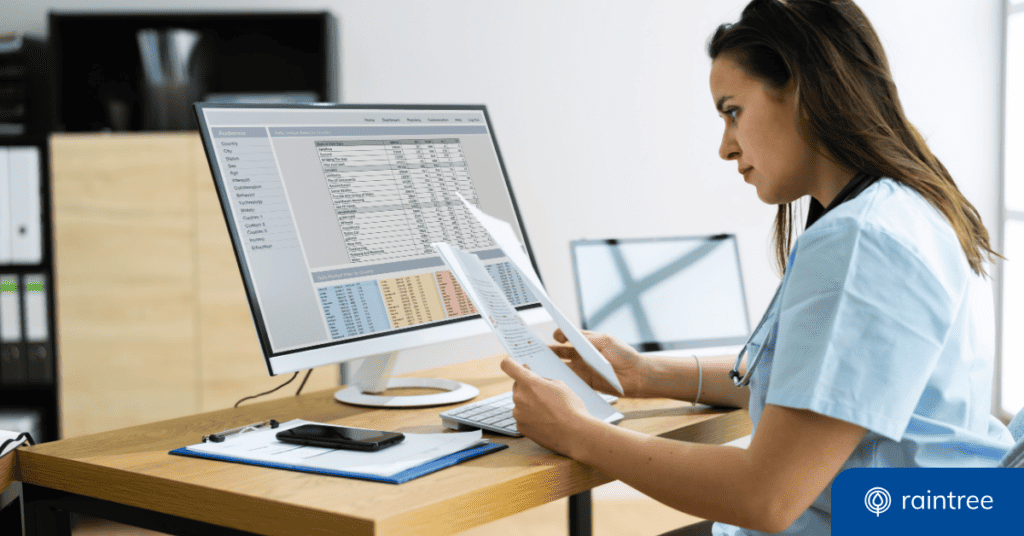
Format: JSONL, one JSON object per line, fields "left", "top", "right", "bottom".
{"left": 864, "top": 487, "right": 891, "bottom": 516}
{"left": 833, "top": 469, "right": 1018, "bottom": 535}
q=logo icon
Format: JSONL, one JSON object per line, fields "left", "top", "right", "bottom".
{"left": 864, "top": 487, "right": 891, "bottom": 517}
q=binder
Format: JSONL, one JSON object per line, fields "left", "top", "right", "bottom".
{"left": 168, "top": 419, "right": 508, "bottom": 485}
{"left": 23, "top": 273, "right": 51, "bottom": 385}
{"left": 0, "top": 274, "right": 27, "bottom": 385}
{"left": 8, "top": 146, "right": 42, "bottom": 265}
{"left": 170, "top": 443, "right": 507, "bottom": 485}
{"left": 0, "top": 147, "right": 10, "bottom": 263}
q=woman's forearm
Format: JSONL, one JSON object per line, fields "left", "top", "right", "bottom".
{"left": 640, "top": 353, "right": 749, "bottom": 409}
{"left": 567, "top": 404, "right": 868, "bottom": 533}
{"left": 569, "top": 417, "right": 777, "bottom": 532}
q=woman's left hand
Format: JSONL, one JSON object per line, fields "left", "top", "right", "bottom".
{"left": 499, "top": 357, "right": 595, "bottom": 456}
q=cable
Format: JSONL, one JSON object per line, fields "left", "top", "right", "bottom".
{"left": 234, "top": 371, "right": 299, "bottom": 408}
{"left": 296, "top": 369, "right": 313, "bottom": 396}
{"left": 692, "top": 355, "right": 703, "bottom": 407}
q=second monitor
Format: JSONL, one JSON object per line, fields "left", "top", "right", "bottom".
{"left": 570, "top": 235, "right": 751, "bottom": 356}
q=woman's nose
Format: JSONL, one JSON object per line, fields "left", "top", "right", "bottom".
{"left": 719, "top": 129, "right": 739, "bottom": 161}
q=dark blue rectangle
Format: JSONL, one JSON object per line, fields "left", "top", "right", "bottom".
{"left": 832, "top": 468, "right": 1021, "bottom": 535}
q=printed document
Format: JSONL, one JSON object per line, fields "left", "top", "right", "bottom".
{"left": 432, "top": 243, "right": 622, "bottom": 423}
{"left": 453, "top": 193, "right": 624, "bottom": 395}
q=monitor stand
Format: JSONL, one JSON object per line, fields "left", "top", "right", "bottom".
{"left": 334, "top": 351, "right": 480, "bottom": 408}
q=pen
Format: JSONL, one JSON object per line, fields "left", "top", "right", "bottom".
{"left": 203, "top": 419, "right": 280, "bottom": 443}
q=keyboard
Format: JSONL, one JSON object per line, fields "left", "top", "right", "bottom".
{"left": 440, "top": 390, "right": 618, "bottom": 437}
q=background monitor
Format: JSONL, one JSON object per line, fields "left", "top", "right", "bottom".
{"left": 570, "top": 235, "right": 751, "bottom": 354}
{"left": 195, "top": 103, "right": 546, "bottom": 407}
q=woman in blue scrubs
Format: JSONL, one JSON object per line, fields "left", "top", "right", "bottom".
{"left": 500, "top": 1, "right": 1015, "bottom": 534}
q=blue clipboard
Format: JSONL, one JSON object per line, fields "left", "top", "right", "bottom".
{"left": 169, "top": 441, "right": 507, "bottom": 484}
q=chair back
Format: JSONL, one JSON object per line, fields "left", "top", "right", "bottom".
{"left": 998, "top": 408, "right": 1024, "bottom": 468}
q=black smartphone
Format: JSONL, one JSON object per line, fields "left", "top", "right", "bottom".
{"left": 276, "top": 424, "right": 405, "bottom": 451}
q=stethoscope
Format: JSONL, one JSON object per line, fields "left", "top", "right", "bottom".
{"left": 729, "top": 174, "right": 873, "bottom": 386}
{"left": 728, "top": 283, "right": 781, "bottom": 387}
{"left": 729, "top": 248, "right": 795, "bottom": 387}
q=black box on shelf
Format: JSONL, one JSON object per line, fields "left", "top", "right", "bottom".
{"left": 0, "top": 33, "right": 55, "bottom": 143}
{"left": 49, "top": 11, "right": 338, "bottom": 132}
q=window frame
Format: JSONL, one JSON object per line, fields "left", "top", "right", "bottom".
{"left": 997, "top": 0, "right": 1024, "bottom": 420}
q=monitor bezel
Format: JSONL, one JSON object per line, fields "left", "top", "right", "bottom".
{"left": 569, "top": 234, "right": 752, "bottom": 352}
{"left": 194, "top": 103, "right": 544, "bottom": 375}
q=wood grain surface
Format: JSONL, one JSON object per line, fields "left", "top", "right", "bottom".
{"left": 50, "top": 133, "right": 340, "bottom": 438}
{"left": 0, "top": 449, "right": 12, "bottom": 493}
{"left": 17, "top": 355, "right": 750, "bottom": 536}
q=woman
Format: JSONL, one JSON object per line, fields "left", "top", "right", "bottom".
{"left": 499, "top": 1, "right": 1015, "bottom": 534}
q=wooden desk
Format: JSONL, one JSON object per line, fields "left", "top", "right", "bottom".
{"left": 0, "top": 449, "right": 17, "bottom": 531}
{"left": 16, "top": 355, "right": 750, "bottom": 536}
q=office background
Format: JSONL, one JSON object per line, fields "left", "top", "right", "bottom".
{"left": 0, "top": 0, "right": 1012, "bottom": 411}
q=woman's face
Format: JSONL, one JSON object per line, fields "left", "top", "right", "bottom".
{"left": 709, "top": 55, "right": 819, "bottom": 205}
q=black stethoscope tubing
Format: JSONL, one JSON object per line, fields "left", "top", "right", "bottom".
{"left": 730, "top": 280, "right": 784, "bottom": 387}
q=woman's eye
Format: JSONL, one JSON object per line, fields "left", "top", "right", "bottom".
{"left": 726, "top": 108, "right": 739, "bottom": 119}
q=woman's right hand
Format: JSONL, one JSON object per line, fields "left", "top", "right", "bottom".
{"left": 550, "top": 329, "right": 649, "bottom": 398}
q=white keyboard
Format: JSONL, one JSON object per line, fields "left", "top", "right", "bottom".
{"left": 440, "top": 390, "right": 618, "bottom": 437}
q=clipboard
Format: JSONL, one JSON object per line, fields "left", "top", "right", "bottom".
{"left": 168, "top": 419, "right": 508, "bottom": 485}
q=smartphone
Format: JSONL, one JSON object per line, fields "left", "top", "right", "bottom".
{"left": 276, "top": 424, "right": 405, "bottom": 451}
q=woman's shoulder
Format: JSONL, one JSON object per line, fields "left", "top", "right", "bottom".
{"left": 807, "top": 177, "right": 956, "bottom": 248}
{"left": 800, "top": 177, "right": 971, "bottom": 292}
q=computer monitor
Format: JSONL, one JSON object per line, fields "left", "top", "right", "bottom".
{"left": 194, "top": 103, "right": 546, "bottom": 407}
{"left": 570, "top": 235, "right": 751, "bottom": 354}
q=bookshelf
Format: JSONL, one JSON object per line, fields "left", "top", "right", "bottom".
{"left": 0, "top": 33, "right": 58, "bottom": 444}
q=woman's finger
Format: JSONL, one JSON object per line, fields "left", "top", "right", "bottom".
{"left": 549, "top": 344, "right": 580, "bottom": 360}
{"left": 500, "top": 357, "right": 546, "bottom": 384}
{"left": 500, "top": 356, "right": 529, "bottom": 381}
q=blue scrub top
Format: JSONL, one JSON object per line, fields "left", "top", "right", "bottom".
{"left": 715, "top": 178, "right": 1014, "bottom": 536}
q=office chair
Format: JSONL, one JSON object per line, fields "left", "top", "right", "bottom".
{"left": 999, "top": 407, "right": 1024, "bottom": 468}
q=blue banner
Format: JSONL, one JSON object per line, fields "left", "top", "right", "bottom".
{"left": 832, "top": 468, "right": 1021, "bottom": 534}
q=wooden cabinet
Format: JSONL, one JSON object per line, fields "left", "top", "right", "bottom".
{"left": 50, "top": 133, "right": 338, "bottom": 438}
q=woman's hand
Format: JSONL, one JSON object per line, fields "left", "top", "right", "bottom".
{"left": 550, "top": 329, "right": 649, "bottom": 398}
{"left": 499, "top": 357, "right": 598, "bottom": 456}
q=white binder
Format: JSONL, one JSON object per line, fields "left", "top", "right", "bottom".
{"left": 23, "top": 273, "right": 51, "bottom": 384}
{"left": 0, "top": 275, "right": 18, "bottom": 342}
{"left": 23, "top": 274, "right": 46, "bottom": 341}
{"left": 8, "top": 146, "right": 42, "bottom": 265}
{"left": 0, "top": 147, "right": 10, "bottom": 263}
{"left": 1, "top": 273, "right": 27, "bottom": 384}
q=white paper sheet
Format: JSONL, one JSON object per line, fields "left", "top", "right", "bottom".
{"left": 186, "top": 420, "right": 486, "bottom": 477}
{"left": 455, "top": 193, "right": 624, "bottom": 395}
{"left": 433, "top": 243, "right": 622, "bottom": 423}
{"left": 0, "top": 429, "right": 28, "bottom": 458}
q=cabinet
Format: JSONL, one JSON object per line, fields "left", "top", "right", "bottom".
{"left": 50, "top": 132, "right": 339, "bottom": 438}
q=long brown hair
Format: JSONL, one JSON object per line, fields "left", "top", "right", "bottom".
{"left": 708, "top": 0, "right": 1000, "bottom": 276}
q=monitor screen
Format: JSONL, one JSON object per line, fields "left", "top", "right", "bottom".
{"left": 195, "top": 104, "right": 543, "bottom": 376}
{"left": 570, "top": 235, "right": 751, "bottom": 352}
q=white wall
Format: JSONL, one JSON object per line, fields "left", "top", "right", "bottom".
{"left": 1, "top": 0, "right": 1005, "bottom": 375}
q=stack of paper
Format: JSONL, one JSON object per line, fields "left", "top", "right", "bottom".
{"left": 1, "top": 429, "right": 29, "bottom": 458}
